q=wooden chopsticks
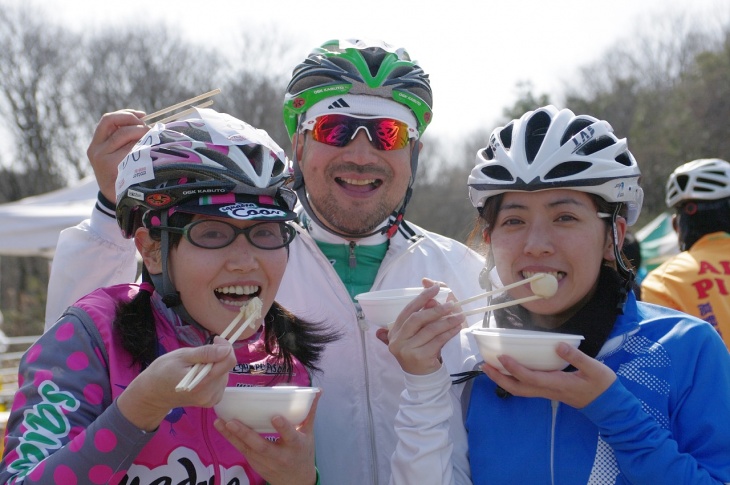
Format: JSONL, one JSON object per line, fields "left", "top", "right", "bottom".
{"left": 175, "top": 297, "right": 262, "bottom": 392}
{"left": 143, "top": 88, "right": 221, "bottom": 124}
{"left": 459, "top": 295, "right": 544, "bottom": 317}
{"left": 455, "top": 273, "right": 554, "bottom": 318}
{"left": 454, "top": 273, "right": 548, "bottom": 307}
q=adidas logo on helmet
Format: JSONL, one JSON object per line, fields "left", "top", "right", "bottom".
{"left": 327, "top": 98, "right": 350, "bottom": 110}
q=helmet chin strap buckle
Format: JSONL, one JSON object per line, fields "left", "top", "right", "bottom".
{"left": 148, "top": 272, "right": 182, "bottom": 308}
{"left": 162, "top": 292, "right": 182, "bottom": 308}
{"left": 384, "top": 185, "right": 413, "bottom": 239}
{"left": 385, "top": 213, "right": 403, "bottom": 238}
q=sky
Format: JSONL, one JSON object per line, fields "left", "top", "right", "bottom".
{"left": 21, "top": 0, "right": 730, "bottom": 143}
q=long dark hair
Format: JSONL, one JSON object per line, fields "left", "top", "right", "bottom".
{"left": 113, "top": 212, "right": 338, "bottom": 377}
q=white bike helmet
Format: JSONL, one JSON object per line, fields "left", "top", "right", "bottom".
{"left": 468, "top": 105, "right": 643, "bottom": 225}
{"left": 665, "top": 158, "right": 730, "bottom": 208}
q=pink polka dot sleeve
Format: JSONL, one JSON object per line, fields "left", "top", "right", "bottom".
{"left": 0, "top": 313, "right": 153, "bottom": 484}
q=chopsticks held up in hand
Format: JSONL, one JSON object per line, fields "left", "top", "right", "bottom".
{"left": 143, "top": 88, "right": 221, "bottom": 124}
{"left": 175, "top": 297, "right": 263, "bottom": 392}
{"left": 385, "top": 274, "right": 557, "bottom": 329}
{"left": 454, "top": 273, "right": 558, "bottom": 318}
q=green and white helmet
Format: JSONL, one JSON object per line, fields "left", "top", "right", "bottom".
{"left": 282, "top": 38, "right": 433, "bottom": 139}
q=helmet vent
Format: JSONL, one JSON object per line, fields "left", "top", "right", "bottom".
{"left": 157, "top": 147, "right": 191, "bottom": 160}
{"left": 560, "top": 119, "right": 593, "bottom": 145}
{"left": 544, "top": 161, "right": 592, "bottom": 180}
{"left": 698, "top": 175, "right": 727, "bottom": 189}
{"left": 499, "top": 123, "right": 514, "bottom": 150}
{"left": 525, "top": 111, "right": 551, "bottom": 163}
{"left": 480, "top": 146, "right": 495, "bottom": 161}
{"left": 676, "top": 174, "right": 690, "bottom": 191}
{"left": 481, "top": 165, "right": 514, "bottom": 182}
{"left": 360, "top": 47, "right": 388, "bottom": 77}
{"left": 197, "top": 147, "right": 239, "bottom": 171}
{"left": 390, "top": 65, "right": 414, "bottom": 79}
{"left": 577, "top": 136, "right": 614, "bottom": 156}
{"left": 300, "top": 74, "right": 340, "bottom": 92}
{"left": 614, "top": 152, "right": 632, "bottom": 166}
{"left": 240, "top": 145, "right": 265, "bottom": 176}
{"left": 174, "top": 125, "right": 213, "bottom": 143}
{"left": 330, "top": 56, "right": 358, "bottom": 75}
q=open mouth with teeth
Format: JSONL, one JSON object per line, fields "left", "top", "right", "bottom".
{"left": 336, "top": 177, "right": 383, "bottom": 193}
{"left": 215, "top": 285, "right": 261, "bottom": 308}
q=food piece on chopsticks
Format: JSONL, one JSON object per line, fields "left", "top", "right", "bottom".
{"left": 175, "top": 296, "right": 263, "bottom": 392}
{"left": 529, "top": 273, "right": 558, "bottom": 298}
{"left": 460, "top": 273, "right": 559, "bottom": 318}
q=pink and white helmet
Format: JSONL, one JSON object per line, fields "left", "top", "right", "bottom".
{"left": 115, "top": 108, "right": 296, "bottom": 238}
{"left": 665, "top": 158, "right": 730, "bottom": 208}
{"left": 467, "top": 105, "right": 643, "bottom": 225}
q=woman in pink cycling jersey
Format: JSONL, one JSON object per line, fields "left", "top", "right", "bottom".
{"left": 0, "top": 108, "right": 336, "bottom": 485}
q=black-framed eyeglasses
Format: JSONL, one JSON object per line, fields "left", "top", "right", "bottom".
{"left": 157, "top": 220, "right": 296, "bottom": 250}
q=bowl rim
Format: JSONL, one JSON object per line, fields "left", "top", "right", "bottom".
{"left": 470, "top": 328, "right": 584, "bottom": 341}
{"left": 222, "top": 386, "right": 320, "bottom": 394}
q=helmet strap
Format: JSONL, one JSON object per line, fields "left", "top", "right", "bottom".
{"left": 385, "top": 186, "right": 411, "bottom": 239}
{"left": 609, "top": 203, "right": 634, "bottom": 311}
{"left": 151, "top": 212, "right": 207, "bottom": 331}
{"left": 156, "top": 212, "right": 181, "bottom": 307}
{"left": 291, "top": 122, "right": 306, "bottom": 191}
{"left": 408, "top": 138, "right": 419, "bottom": 187}
{"left": 384, "top": 139, "right": 420, "bottom": 238}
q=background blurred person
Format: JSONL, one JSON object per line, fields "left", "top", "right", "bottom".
{"left": 642, "top": 158, "right": 730, "bottom": 348}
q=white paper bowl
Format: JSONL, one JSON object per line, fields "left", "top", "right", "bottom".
{"left": 355, "top": 287, "right": 451, "bottom": 328}
{"left": 214, "top": 386, "right": 319, "bottom": 433}
{"left": 470, "top": 328, "right": 584, "bottom": 374}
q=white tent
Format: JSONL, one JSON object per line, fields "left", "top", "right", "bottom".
{"left": 0, "top": 177, "right": 97, "bottom": 258}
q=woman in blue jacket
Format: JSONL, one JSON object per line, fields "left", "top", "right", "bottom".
{"left": 384, "top": 105, "right": 730, "bottom": 484}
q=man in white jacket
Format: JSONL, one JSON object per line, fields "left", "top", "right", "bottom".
{"left": 45, "top": 39, "right": 484, "bottom": 485}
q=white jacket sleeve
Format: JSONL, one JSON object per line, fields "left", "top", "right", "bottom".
{"left": 44, "top": 207, "right": 138, "bottom": 330}
{"left": 390, "top": 365, "right": 472, "bottom": 485}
